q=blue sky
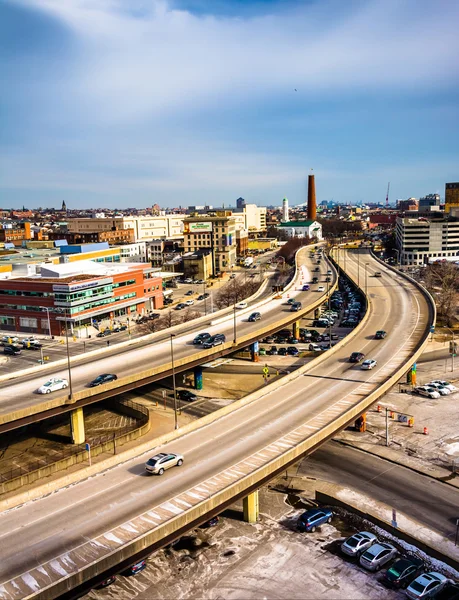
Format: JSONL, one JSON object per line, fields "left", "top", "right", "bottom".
{"left": 1, "top": 0, "right": 458, "bottom": 210}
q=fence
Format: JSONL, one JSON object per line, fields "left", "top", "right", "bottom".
{"left": 0, "top": 399, "right": 150, "bottom": 495}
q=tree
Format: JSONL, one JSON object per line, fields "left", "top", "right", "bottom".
{"left": 423, "top": 262, "right": 459, "bottom": 326}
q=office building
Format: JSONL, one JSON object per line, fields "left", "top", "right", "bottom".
{"left": 183, "top": 214, "right": 237, "bottom": 275}
{"left": 67, "top": 215, "right": 185, "bottom": 241}
{"left": 445, "top": 182, "right": 459, "bottom": 214}
{"left": 396, "top": 216, "right": 459, "bottom": 265}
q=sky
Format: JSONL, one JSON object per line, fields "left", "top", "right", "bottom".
{"left": 1, "top": 0, "right": 458, "bottom": 210}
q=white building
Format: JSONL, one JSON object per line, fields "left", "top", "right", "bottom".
{"left": 118, "top": 242, "right": 148, "bottom": 263}
{"left": 396, "top": 217, "right": 459, "bottom": 265}
{"left": 276, "top": 220, "right": 323, "bottom": 241}
{"left": 67, "top": 215, "right": 185, "bottom": 241}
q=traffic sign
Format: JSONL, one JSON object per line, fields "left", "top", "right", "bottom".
{"left": 262, "top": 366, "right": 269, "bottom": 375}
{"left": 430, "top": 325, "right": 435, "bottom": 333}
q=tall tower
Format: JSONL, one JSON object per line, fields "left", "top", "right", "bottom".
{"left": 61, "top": 200, "right": 67, "bottom": 212}
{"left": 282, "top": 197, "right": 289, "bottom": 222}
{"left": 307, "top": 174, "right": 316, "bottom": 221}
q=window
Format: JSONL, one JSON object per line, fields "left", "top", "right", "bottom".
{"left": 20, "top": 317, "right": 37, "bottom": 328}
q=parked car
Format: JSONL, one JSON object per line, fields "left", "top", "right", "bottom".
{"left": 185, "top": 290, "right": 194, "bottom": 296}
{"left": 177, "top": 390, "right": 197, "bottom": 402}
{"left": 406, "top": 572, "right": 448, "bottom": 599}
{"left": 95, "top": 576, "right": 117, "bottom": 589}
{"left": 248, "top": 312, "right": 261, "bottom": 322}
{"left": 426, "top": 382, "right": 451, "bottom": 395}
{"left": 202, "top": 334, "right": 226, "bottom": 348}
{"left": 383, "top": 557, "right": 424, "bottom": 589}
{"left": 145, "top": 452, "right": 184, "bottom": 475}
{"left": 436, "top": 582, "right": 459, "bottom": 600}
{"left": 287, "top": 346, "right": 299, "bottom": 356}
{"left": 349, "top": 352, "right": 365, "bottom": 363}
{"left": 96, "top": 329, "right": 112, "bottom": 337}
{"left": 175, "top": 303, "right": 186, "bottom": 310}
{"left": 429, "top": 380, "right": 457, "bottom": 393}
{"left": 1, "top": 335, "right": 19, "bottom": 345}
{"left": 4, "top": 344, "right": 22, "bottom": 355}
{"left": 184, "top": 278, "right": 193, "bottom": 284}
{"left": 375, "top": 330, "right": 387, "bottom": 339}
{"left": 235, "top": 302, "right": 248, "bottom": 309}
{"left": 193, "top": 332, "right": 211, "bottom": 345}
{"left": 122, "top": 560, "right": 147, "bottom": 576}
{"left": 297, "top": 508, "right": 333, "bottom": 532}
{"left": 38, "top": 378, "right": 69, "bottom": 394}
{"left": 309, "top": 343, "right": 322, "bottom": 352}
{"left": 269, "top": 346, "right": 278, "bottom": 355}
{"left": 200, "top": 516, "right": 220, "bottom": 528}
{"left": 278, "top": 347, "right": 288, "bottom": 356}
{"left": 359, "top": 542, "right": 397, "bottom": 571}
{"left": 341, "top": 531, "right": 377, "bottom": 557}
{"left": 361, "top": 359, "right": 377, "bottom": 370}
{"left": 22, "top": 340, "right": 42, "bottom": 350}
{"left": 89, "top": 373, "right": 117, "bottom": 387}
{"left": 414, "top": 386, "right": 441, "bottom": 399}
{"left": 185, "top": 299, "right": 195, "bottom": 306}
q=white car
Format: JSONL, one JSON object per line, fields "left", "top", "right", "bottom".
{"left": 317, "top": 286, "right": 325, "bottom": 292}
{"left": 361, "top": 359, "right": 377, "bottom": 370}
{"left": 38, "top": 378, "right": 69, "bottom": 394}
{"left": 341, "top": 531, "right": 377, "bottom": 557}
{"left": 185, "top": 299, "right": 195, "bottom": 306}
{"left": 236, "top": 302, "right": 248, "bottom": 309}
{"left": 425, "top": 382, "right": 450, "bottom": 395}
{"left": 2, "top": 335, "right": 19, "bottom": 345}
{"left": 414, "top": 386, "right": 440, "bottom": 399}
{"left": 430, "top": 380, "right": 457, "bottom": 393}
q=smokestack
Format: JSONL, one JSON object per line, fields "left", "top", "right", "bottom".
{"left": 282, "top": 197, "right": 289, "bottom": 222}
{"left": 307, "top": 174, "right": 316, "bottom": 221}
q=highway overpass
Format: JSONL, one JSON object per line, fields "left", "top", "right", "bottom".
{"left": 0, "top": 247, "right": 336, "bottom": 434}
{"left": 0, "top": 248, "right": 435, "bottom": 599}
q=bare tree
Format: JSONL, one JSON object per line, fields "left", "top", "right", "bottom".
{"left": 214, "top": 278, "right": 260, "bottom": 309}
{"left": 424, "top": 262, "right": 459, "bottom": 326}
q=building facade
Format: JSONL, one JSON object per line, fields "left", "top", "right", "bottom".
{"left": 183, "top": 214, "right": 237, "bottom": 275}
{"left": 0, "top": 222, "right": 31, "bottom": 245}
{"left": 66, "top": 215, "right": 185, "bottom": 241}
{"left": 276, "top": 220, "right": 323, "bottom": 240}
{"left": 445, "top": 183, "right": 459, "bottom": 214}
{"left": 395, "top": 216, "right": 459, "bottom": 265}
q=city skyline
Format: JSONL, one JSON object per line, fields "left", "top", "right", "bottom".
{"left": 1, "top": 0, "right": 458, "bottom": 209}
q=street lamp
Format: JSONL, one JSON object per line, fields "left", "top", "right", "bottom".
{"left": 446, "top": 327, "right": 455, "bottom": 373}
{"left": 41, "top": 307, "right": 52, "bottom": 339}
{"left": 365, "top": 262, "right": 370, "bottom": 298}
{"left": 357, "top": 249, "right": 360, "bottom": 287}
{"left": 55, "top": 308, "right": 73, "bottom": 401}
{"left": 203, "top": 282, "right": 207, "bottom": 316}
{"left": 170, "top": 333, "right": 178, "bottom": 429}
{"left": 233, "top": 302, "right": 237, "bottom": 344}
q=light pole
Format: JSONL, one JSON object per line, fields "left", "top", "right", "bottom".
{"left": 446, "top": 327, "right": 455, "bottom": 372}
{"left": 233, "top": 302, "right": 237, "bottom": 344}
{"left": 394, "top": 248, "right": 400, "bottom": 267}
{"left": 56, "top": 308, "right": 74, "bottom": 401}
{"left": 203, "top": 283, "right": 207, "bottom": 316}
{"left": 357, "top": 249, "right": 360, "bottom": 288}
{"left": 327, "top": 279, "right": 332, "bottom": 349}
{"left": 41, "top": 307, "right": 52, "bottom": 338}
{"left": 365, "top": 262, "right": 370, "bottom": 298}
{"left": 170, "top": 333, "right": 178, "bottom": 429}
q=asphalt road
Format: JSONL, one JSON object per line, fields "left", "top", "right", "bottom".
{"left": 0, "top": 249, "right": 435, "bottom": 599}
{"left": 300, "top": 441, "right": 459, "bottom": 539}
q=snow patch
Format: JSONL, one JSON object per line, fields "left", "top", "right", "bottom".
{"left": 21, "top": 574, "right": 40, "bottom": 592}
{"left": 49, "top": 561, "right": 68, "bottom": 577}
{"left": 104, "top": 532, "right": 123, "bottom": 545}
{"left": 444, "top": 441, "right": 459, "bottom": 456}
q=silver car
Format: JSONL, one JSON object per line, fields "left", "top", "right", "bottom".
{"left": 145, "top": 452, "right": 184, "bottom": 475}
{"left": 359, "top": 542, "right": 397, "bottom": 571}
{"left": 341, "top": 531, "right": 377, "bottom": 557}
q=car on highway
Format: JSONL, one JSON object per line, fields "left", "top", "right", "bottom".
{"left": 176, "top": 390, "right": 197, "bottom": 402}
{"left": 383, "top": 557, "right": 424, "bottom": 589}
{"left": 89, "top": 373, "right": 118, "bottom": 387}
{"left": 202, "top": 333, "right": 226, "bottom": 348}
{"left": 145, "top": 452, "right": 184, "bottom": 475}
{"left": 317, "top": 286, "right": 325, "bottom": 292}
{"left": 341, "top": 531, "right": 377, "bottom": 557}
{"left": 248, "top": 312, "right": 261, "bottom": 322}
{"left": 185, "top": 299, "right": 195, "bottom": 306}
{"left": 406, "top": 572, "right": 449, "bottom": 599}
{"left": 375, "top": 330, "right": 387, "bottom": 339}
{"left": 327, "top": 269, "right": 332, "bottom": 275}
{"left": 4, "top": 344, "right": 22, "bottom": 356}
{"left": 38, "top": 378, "right": 69, "bottom": 394}
{"left": 302, "top": 284, "right": 310, "bottom": 291}
{"left": 122, "top": 559, "right": 147, "bottom": 576}
{"left": 185, "top": 290, "right": 194, "bottom": 296}
{"left": 197, "top": 293, "right": 210, "bottom": 301}
{"left": 175, "top": 303, "right": 186, "bottom": 310}
{"left": 325, "top": 276, "right": 331, "bottom": 282}
{"left": 286, "top": 298, "right": 297, "bottom": 305}
{"left": 374, "top": 271, "right": 382, "bottom": 277}
{"left": 361, "top": 359, "right": 377, "bottom": 370}
{"left": 414, "top": 386, "right": 441, "bottom": 399}
{"left": 290, "top": 302, "right": 302, "bottom": 312}
{"left": 349, "top": 352, "right": 365, "bottom": 363}
{"left": 235, "top": 302, "right": 248, "bottom": 309}
{"left": 297, "top": 508, "right": 333, "bottom": 532}
{"left": 96, "top": 329, "right": 112, "bottom": 337}
{"left": 430, "top": 380, "right": 457, "bottom": 393}
{"left": 193, "top": 332, "right": 211, "bottom": 345}
{"left": 426, "top": 382, "right": 452, "bottom": 395}
{"left": 359, "top": 542, "right": 397, "bottom": 571}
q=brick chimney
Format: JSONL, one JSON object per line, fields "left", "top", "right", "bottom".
{"left": 307, "top": 174, "right": 316, "bottom": 221}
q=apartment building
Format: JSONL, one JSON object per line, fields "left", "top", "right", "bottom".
{"left": 0, "top": 222, "right": 31, "bottom": 245}
{"left": 395, "top": 216, "right": 459, "bottom": 265}
{"left": 445, "top": 182, "right": 459, "bottom": 214}
{"left": 183, "top": 214, "right": 237, "bottom": 275}
{"left": 66, "top": 215, "right": 185, "bottom": 241}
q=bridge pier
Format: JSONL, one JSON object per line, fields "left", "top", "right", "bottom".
{"left": 292, "top": 320, "right": 300, "bottom": 339}
{"left": 70, "top": 407, "right": 85, "bottom": 445}
{"left": 250, "top": 342, "right": 259, "bottom": 362}
{"left": 243, "top": 490, "right": 259, "bottom": 523}
{"left": 193, "top": 366, "right": 203, "bottom": 390}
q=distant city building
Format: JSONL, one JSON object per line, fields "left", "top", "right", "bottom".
{"left": 396, "top": 216, "right": 459, "bottom": 265}
{"left": 282, "top": 197, "right": 289, "bottom": 223}
{"left": 276, "top": 220, "right": 322, "bottom": 240}
{"left": 0, "top": 221, "right": 31, "bottom": 245}
{"left": 67, "top": 215, "right": 185, "bottom": 241}
{"left": 236, "top": 197, "right": 246, "bottom": 209}
{"left": 397, "top": 198, "right": 419, "bottom": 211}
{"left": 445, "top": 182, "right": 459, "bottom": 214}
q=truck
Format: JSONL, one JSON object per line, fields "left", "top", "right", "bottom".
{"left": 243, "top": 257, "right": 254, "bottom": 268}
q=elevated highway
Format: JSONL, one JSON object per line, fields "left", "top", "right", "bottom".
{"left": 0, "top": 249, "right": 435, "bottom": 599}
{"left": 0, "top": 248, "right": 335, "bottom": 433}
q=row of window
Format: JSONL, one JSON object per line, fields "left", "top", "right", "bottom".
{"left": 0, "top": 290, "right": 53, "bottom": 298}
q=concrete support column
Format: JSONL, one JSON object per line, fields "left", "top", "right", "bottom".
{"left": 194, "top": 366, "right": 203, "bottom": 390}
{"left": 250, "top": 342, "right": 259, "bottom": 363}
{"left": 70, "top": 407, "right": 85, "bottom": 445}
{"left": 292, "top": 320, "right": 300, "bottom": 339}
{"left": 243, "top": 490, "right": 259, "bottom": 523}
{"left": 314, "top": 308, "right": 320, "bottom": 319}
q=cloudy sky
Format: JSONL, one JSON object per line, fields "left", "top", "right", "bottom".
{"left": 1, "top": 0, "right": 458, "bottom": 209}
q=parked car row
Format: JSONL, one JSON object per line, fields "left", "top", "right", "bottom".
{"left": 414, "top": 380, "right": 457, "bottom": 399}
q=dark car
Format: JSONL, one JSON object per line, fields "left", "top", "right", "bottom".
{"left": 146, "top": 313, "right": 160, "bottom": 321}
{"left": 164, "top": 297, "right": 173, "bottom": 305}
{"left": 290, "top": 302, "right": 302, "bottom": 312}
{"left": 175, "top": 303, "right": 186, "bottom": 310}
{"left": 383, "top": 557, "right": 424, "bottom": 589}
{"left": 375, "top": 330, "right": 387, "bottom": 339}
{"left": 122, "top": 560, "right": 147, "bottom": 576}
{"left": 298, "top": 508, "right": 333, "bottom": 532}
{"left": 177, "top": 390, "right": 197, "bottom": 402}
{"left": 349, "top": 352, "right": 365, "bottom": 363}
{"left": 248, "top": 312, "right": 261, "bottom": 322}
{"left": 95, "top": 575, "right": 117, "bottom": 589}
{"left": 437, "top": 582, "right": 459, "bottom": 600}
{"left": 96, "top": 329, "right": 112, "bottom": 337}
{"left": 263, "top": 336, "right": 274, "bottom": 344}
{"left": 193, "top": 332, "right": 212, "bottom": 345}
{"left": 202, "top": 334, "right": 226, "bottom": 348}
{"left": 90, "top": 373, "right": 118, "bottom": 387}
{"left": 287, "top": 346, "right": 299, "bottom": 356}
{"left": 200, "top": 516, "right": 220, "bottom": 528}
{"left": 268, "top": 346, "right": 278, "bottom": 355}
{"left": 197, "top": 295, "right": 205, "bottom": 301}
{"left": 312, "top": 276, "right": 319, "bottom": 283}
{"left": 302, "top": 284, "right": 310, "bottom": 291}
{"left": 185, "top": 290, "right": 194, "bottom": 296}
{"left": 278, "top": 347, "right": 288, "bottom": 356}
{"left": 4, "top": 344, "right": 21, "bottom": 356}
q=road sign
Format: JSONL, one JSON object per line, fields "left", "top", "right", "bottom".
{"left": 430, "top": 325, "right": 435, "bottom": 333}
{"left": 262, "top": 366, "right": 269, "bottom": 375}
